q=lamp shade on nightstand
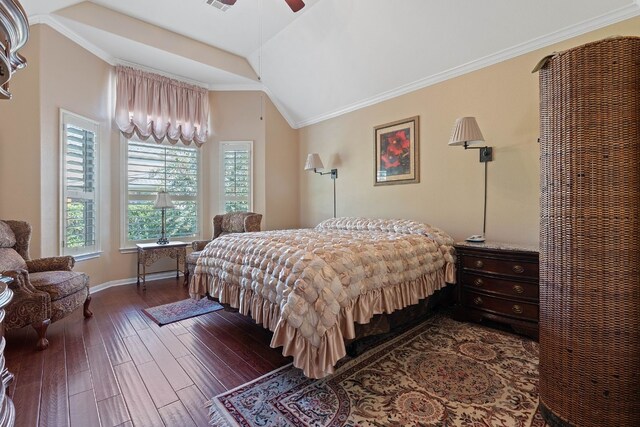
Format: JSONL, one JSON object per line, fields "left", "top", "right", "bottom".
{"left": 153, "top": 191, "right": 174, "bottom": 209}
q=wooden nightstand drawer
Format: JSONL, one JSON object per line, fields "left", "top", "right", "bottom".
{"left": 462, "top": 291, "right": 538, "bottom": 322}
{"left": 454, "top": 242, "right": 539, "bottom": 340}
{"left": 461, "top": 273, "right": 538, "bottom": 300}
{"left": 462, "top": 256, "right": 538, "bottom": 279}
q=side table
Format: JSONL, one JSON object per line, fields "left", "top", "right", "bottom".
{"left": 0, "top": 276, "right": 15, "bottom": 427}
{"left": 453, "top": 241, "right": 539, "bottom": 340}
{"left": 136, "top": 242, "right": 188, "bottom": 291}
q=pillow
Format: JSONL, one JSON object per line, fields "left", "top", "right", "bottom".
{"left": 0, "top": 247, "right": 27, "bottom": 271}
{"left": 0, "top": 221, "right": 16, "bottom": 248}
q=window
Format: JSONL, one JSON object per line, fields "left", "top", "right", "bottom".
{"left": 61, "top": 111, "right": 99, "bottom": 257}
{"left": 220, "top": 141, "right": 253, "bottom": 212}
{"left": 123, "top": 139, "right": 200, "bottom": 246}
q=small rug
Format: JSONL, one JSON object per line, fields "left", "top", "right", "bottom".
{"left": 142, "top": 298, "right": 223, "bottom": 326}
{"left": 209, "top": 314, "right": 548, "bottom": 426}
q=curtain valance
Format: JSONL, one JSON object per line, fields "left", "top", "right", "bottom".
{"left": 115, "top": 66, "right": 210, "bottom": 146}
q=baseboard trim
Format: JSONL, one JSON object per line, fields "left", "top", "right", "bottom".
{"left": 89, "top": 272, "right": 180, "bottom": 294}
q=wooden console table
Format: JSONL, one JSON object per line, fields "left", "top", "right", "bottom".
{"left": 136, "top": 242, "right": 188, "bottom": 291}
{"left": 0, "top": 276, "right": 15, "bottom": 427}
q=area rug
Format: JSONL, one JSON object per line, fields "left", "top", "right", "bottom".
{"left": 142, "top": 298, "right": 223, "bottom": 326}
{"left": 209, "top": 314, "right": 548, "bottom": 426}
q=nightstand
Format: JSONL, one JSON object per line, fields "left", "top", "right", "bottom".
{"left": 453, "top": 241, "right": 539, "bottom": 340}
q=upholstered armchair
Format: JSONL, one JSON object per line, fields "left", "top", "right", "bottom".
{"left": 186, "top": 212, "right": 262, "bottom": 278}
{"left": 0, "top": 220, "right": 92, "bottom": 350}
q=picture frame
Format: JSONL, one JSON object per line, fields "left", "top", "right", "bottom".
{"left": 374, "top": 116, "right": 420, "bottom": 186}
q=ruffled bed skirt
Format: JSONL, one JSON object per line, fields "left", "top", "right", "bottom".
{"left": 192, "top": 266, "right": 452, "bottom": 379}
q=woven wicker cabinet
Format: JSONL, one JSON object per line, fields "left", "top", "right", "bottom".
{"left": 538, "top": 36, "right": 640, "bottom": 426}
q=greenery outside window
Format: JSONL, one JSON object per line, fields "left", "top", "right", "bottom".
{"left": 61, "top": 111, "right": 100, "bottom": 258}
{"left": 123, "top": 139, "right": 200, "bottom": 247}
{"left": 220, "top": 141, "right": 253, "bottom": 213}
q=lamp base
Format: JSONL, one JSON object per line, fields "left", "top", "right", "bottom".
{"left": 156, "top": 237, "right": 170, "bottom": 245}
{"left": 465, "top": 235, "right": 486, "bottom": 243}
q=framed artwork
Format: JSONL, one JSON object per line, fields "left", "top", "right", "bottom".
{"left": 374, "top": 116, "right": 420, "bottom": 186}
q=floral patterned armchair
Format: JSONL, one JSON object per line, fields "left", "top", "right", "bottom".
{"left": 0, "top": 220, "right": 92, "bottom": 350}
{"left": 186, "top": 212, "right": 262, "bottom": 279}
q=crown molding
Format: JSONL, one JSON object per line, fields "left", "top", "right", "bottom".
{"left": 293, "top": 2, "right": 640, "bottom": 128}
{"left": 29, "top": 14, "right": 116, "bottom": 65}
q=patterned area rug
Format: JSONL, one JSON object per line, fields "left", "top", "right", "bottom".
{"left": 209, "top": 314, "right": 548, "bottom": 426}
{"left": 142, "top": 298, "right": 223, "bottom": 326}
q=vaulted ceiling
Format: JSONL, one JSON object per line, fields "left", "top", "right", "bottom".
{"left": 22, "top": 0, "right": 640, "bottom": 128}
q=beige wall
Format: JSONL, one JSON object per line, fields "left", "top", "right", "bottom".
{"left": 0, "top": 25, "right": 42, "bottom": 256}
{"left": 265, "top": 97, "right": 299, "bottom": 230}
{"left": 298, "top": 16, "right": 640, "bottom": 246}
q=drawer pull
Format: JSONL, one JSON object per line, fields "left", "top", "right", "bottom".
{"left": 474, "top": 260, "right": 484, "bottom": 268}
{"left": 512, "top": 284, "right": 524, "bottom": 294}
{"left": 473, "top": 278, "right": 484, "bottom": 287}
{"left": 512, "top": 304, "right": 523, "bottom": 314}
{"left": 473, "top": 296, "right": 483, "bottom": 306}
{"left": 512, "top": 264, "right": 525, "bottom": 274}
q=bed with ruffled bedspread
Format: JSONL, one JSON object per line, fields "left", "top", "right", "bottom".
{"left": 190, "top": 218, "right": 456, "bottom": 378}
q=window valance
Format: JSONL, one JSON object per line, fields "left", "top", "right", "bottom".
{"left": 115, "top": 66, "right": 210, "bottom": 146}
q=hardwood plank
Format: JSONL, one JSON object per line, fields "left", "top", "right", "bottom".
{"left": 64, "top": 316, "right": 90, "bottom": 376}
{"left": 115, "top": 422, "right": 133, "bottom": 427}
{"left": 68, "top": 370, "right": 92, "bottom": 396}
{"left": 176, "top": 385, "right": 211, "bottom": 427}
{"left": 96, "top": 394, "right": 131, "bottom": 427}
{"left": 109, "top": 311, "right": 138, "bottom": 339}
{"left": 11, "top": 346, "right": 45, "bottom": 426}
{"left": 137, "top": 361, "right": 179, "bottom": 408}
{"left": 122, "top": 334, "right": 154, "bottom": 366}
{"left": 124, "top": 309, "right": 151, "bottom": 332}
{"left": 167, "top": 322, "right": 189, "bottom": 336}
{"left": 185, "top": 318, "right": 260, "bottom": 381}
{"left": 177, "top": 331, "right": 249, "bottom": 389}
{"left": 137, "top": 328, "right": 193, "bottom": 391}
{"left": 69, "top": 389, "right": 100, "bottom": 427}
{"left": 113, "top": 362, "right": 164, "bottom": 427}
{"left": 151, "top": 325, "right": 190, "bottom": 359}
{"left": 176, "top": 354, "right": 226, "bottom": 397}
{"left": 39, "top": 324, "right": 68, "bottom": 427}
{"left": 86, "top": 342, "right": 120, "bottom": 401}
{"left": 12, "top": 382, "right": 41, "bottom": 427}
{"left": 158, "top": 400, "right": 197, "bottom": 427}
{"left": 82, "top": 316, "right": 104, "bottom": 348}
{"left": 97, "top": 315, "right": 132, "bottom": 366}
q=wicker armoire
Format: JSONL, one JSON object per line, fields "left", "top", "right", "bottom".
{"left": 537, "top": 37, "right": 640, "bottom": 426}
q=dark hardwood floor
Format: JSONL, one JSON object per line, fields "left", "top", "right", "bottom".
{"left": 4, "top": 277, "right": 292, "bottom": 427}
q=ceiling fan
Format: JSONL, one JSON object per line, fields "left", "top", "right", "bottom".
{"left": 220, "top": 0, "right": 305, "bottom": 12}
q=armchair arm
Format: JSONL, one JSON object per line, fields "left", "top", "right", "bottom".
{"left": 1, "top": 269, "right": 51, "bottom": 330}
{"left": 27, "top": 256, "right": 75, "bottom": 273}
{"left": 191, "top": 240, "right": 211, "bottom": 251}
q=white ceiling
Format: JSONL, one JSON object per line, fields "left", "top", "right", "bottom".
{"left": 22, "top": 0, "right": 640, "bottom": 128}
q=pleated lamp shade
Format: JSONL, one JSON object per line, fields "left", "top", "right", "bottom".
{"left": 449, "top": 117, "right": 485, "bottom": 146}
{"left": 304, "top": 153, "right": 324, "bottom": 170}
{"left": 153, "top": 191, "right": 174, "bottom": 209}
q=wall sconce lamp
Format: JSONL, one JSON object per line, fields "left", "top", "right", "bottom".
{"left": 153, "top": 190, "right": 174, "bottom": 245}
{"left": 448, "top": 117, "right": 493, "bottom": 242}
{"left": 304, "top": 153, "right": 338, "bottom": 218}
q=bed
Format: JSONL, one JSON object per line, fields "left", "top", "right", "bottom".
{"left": 190, "top": 217, "right": 456, "bottom": 378}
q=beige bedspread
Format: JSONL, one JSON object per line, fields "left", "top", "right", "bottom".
{"left": 191, "top": 218, "right": 456, "bottom": 378}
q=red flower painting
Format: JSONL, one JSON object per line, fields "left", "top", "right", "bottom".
{"left": 380, "top": 129, "right": 411, "bottom": 172}
{"left": 374, "top": 116, "right": 419, "bottom": 186}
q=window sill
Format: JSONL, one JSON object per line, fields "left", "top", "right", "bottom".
{"left": 72, "top": 251, "right": 102, "bottom": 262}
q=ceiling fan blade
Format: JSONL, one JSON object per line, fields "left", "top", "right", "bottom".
{"left": 219, "top": 0, "right": 237, "bottom": 5}
{"left": 284, "top": 0, "right": 305, "bottom": 12}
